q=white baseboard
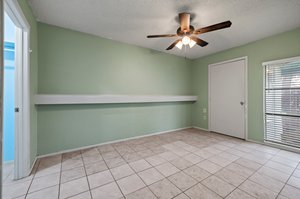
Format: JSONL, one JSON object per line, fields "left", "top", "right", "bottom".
{"left": 37, "top": 126, "right": 193, "bottom": 159}
{"left": 246, "top": 138, "right": 263, "bottom": 144}
{"left": 192, "top": 126, "right": 209, "bottom": 131}
{"left": 29, "top": 157, "right": 38, "bottom": 176}
{"left": 264, "top": 141, "right": 300, "bottom": 154}
{"left": 12, "top": 158, "right": 37, "bottom": 180}
{"left": 246, "top": 139, "right": 300, "bottom": 154}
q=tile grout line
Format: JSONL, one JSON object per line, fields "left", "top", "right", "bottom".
{"left": 82, "top": 151, "right": 136, "bottom": 195}
{"left": 58, "top": 154, "right": 63, "bottom": 199}
{"left": 124, "top": 143, "right": 198, "bottom": 198}
{"left": 276, "top": 160, "right": 300, "bottom": 198}
{"left": 97, "top": 140, "right": 292, "bottom": 199}
{"left": 182, "top": 142, "right": 279, "bottom": 198}
{"left": 22, "top": 131, "right": 300, "bottom": 199}
{"left": 103, "top": 142, "right": 197, "bottom": 198}
{"left": 19, "top": 158, "right": 65, "bottom": 198}
{"left": 221, "top": 147, "right": 287, "bottom": 199}
{"left": 61, "top": 153, "right": 87, "bottom": 199}
{"left": 62, "top": 150, "right": 109, "bottom": 198}
{"left": 191, "top": 161, "right": 247, "bottom": 198}
{"left": 24, "top": 158, "right": 41, "bottom": 198}
{"left": 80, "top": 150, "right": 93, "bottom": 199}
{"left": 101, "top": 145, "right": 127, "bottom": 198}
{"left": 127, "top": 161, "right": 159, "bottom": 198}
{"left": 216, "top": 151, "right": 276, "bottom": 198}
{"left": 22, "top": 142, "right": 249, "bottom": 198}
{"left": 149, "top": 140, "right": 242, "bottom": 198}
{"left": 139, "top": 144, "right": 220, "bottom": 198}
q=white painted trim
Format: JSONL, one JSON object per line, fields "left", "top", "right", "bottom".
{"left": 264, "top": 141, "right": 300, "bottom": 154}
{"left": 208, "top": 65, "right": 211, "bottom": 132}
{"left": 262, "top": 55, "right": 300, "bottom": 66}
{"left": 0, "top": 2, "right": 3, "bottom": 196}
{"left": 262, "top": 56, "right": 300, "bottom": 152}
{"left": 36, "top": 126, "right": 300, "bottom": 160}
{"left": 4, "top": 0, "right": 30, "bottom": 30}
{"left": 247, "top": 139, "right": 300, "bottom": 154}
{"left": 22, "top": 28, "right": 31, "bottom": 178}
{"left": 262, "top": 62, "right": 266, "bottom": 143}
{"left": 14, "top": 26, "right": 23, "bottom": 180}
{"left": 29, "top": 157, "right": 38, "bottom": 175}
{"left": 4, "top": 0, "right": 31, "bottom": 179}
{"left": 34, "top": 95, "right": 198, "bottom": 105}
{"left": 244, "top": 57, "right": 249, "bottom": 141}
{"left": 36, "top": 127, "right": 193, "bottom": 159}
{"left": 208, "top": 56, "right": 248, "bottom": 140}
{"left": 192, "top": 126, "right": 209, "bottom": 131}
{"left": 246, "top": 139, "right": 263, "bottom": 145}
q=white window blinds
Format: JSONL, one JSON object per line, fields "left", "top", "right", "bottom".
{"left": 264, "top": 58, "right": 300, "bottom": 148}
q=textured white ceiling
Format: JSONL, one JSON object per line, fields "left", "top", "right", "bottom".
{"left": 27, "top": 0, "right": 300, "bottom": 59}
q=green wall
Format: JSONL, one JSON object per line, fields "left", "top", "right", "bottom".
{"left": 38, "top": 23, "right": 192, "bottom": 95}
{"left": 37, "top": 23, "right": 193, "bottom": 155}
{"left": 18, "top": 0, "right": 38, "bottom": 165}
{"left": 191, "top": 27, "right": 300, "bottom": 142}
{"left": 17, "top": 3, "right": 300, "bottom": 157}
{"left": 37, "top": 103, "right": 192, "bottom": 155}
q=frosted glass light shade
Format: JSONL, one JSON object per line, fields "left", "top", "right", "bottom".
{"left": 176, "top": 41, "right": 183, "bottom": 49}
{"left": 189, "top": 40, "right": 196, "bottom": 48}
{"left": 182, "top": 36, "right": 190, "bottom": 45}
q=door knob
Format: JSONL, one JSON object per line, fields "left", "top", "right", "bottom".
{"left": 240, "top": 102, "right": 244, "bottom": 105}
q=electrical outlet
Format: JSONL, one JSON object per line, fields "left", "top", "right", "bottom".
{"left": 203, "top": 108, "right": 207, "bottom": 113}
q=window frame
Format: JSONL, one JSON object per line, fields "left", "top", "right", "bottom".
{"left": 263, "top": 56, "right": 300, "bottom": 152}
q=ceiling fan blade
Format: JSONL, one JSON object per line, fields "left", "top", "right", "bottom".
{"left": 147, "top": 34, "right": 177, "bottom": 38}
{"left": 190, "top": 36, "right": 208, "bottom": 47}
{"left": 194, "top": 21, "right": 232, "bottom": 34}
{"left": 179, "top": 13, "right": 190, "bottom": 32}
{"left": 166, "top": 39, "right": 181, "bottom": 50}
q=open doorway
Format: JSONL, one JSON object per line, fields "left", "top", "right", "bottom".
{"left": 2, "top": 0, "right": 31, "bottom": 183}
{"left": 3, "top": 12, "right": 17, "bottom": 183}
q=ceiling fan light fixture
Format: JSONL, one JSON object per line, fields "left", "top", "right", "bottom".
{"left": 147, "top": 12, "right": 232, "bottom": 51}
{"left": 175, "top": 41, "right": 183, "bottom": 49}
{"left": 182, "top": 36, "right": 191, "bottom": 45}
{"left": 189, "top": 40, "right": 196, "bottom": 48}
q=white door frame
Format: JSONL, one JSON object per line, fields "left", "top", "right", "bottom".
{"left": 208, "top": 56, "right": 248, "bottom": 140}
{"left": 0, "top": 1, "right": 4, "bottom": 196}
{"left": 4, "top": 0, "right": 31, "bottom": 179}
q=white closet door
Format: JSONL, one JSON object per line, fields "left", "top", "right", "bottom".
{"left": 209, "top": 59, "right": 246, "bottom": 139}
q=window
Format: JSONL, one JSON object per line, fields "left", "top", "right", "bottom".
{"left": 264, "top": 57, "right": 300, "bottom": 148}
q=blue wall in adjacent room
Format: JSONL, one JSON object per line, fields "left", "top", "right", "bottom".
{"left": 4, "top": 12, "right": 16, "bottom": 162}
{"left": 4, "top": 41, "right": 15, "bottom": 162}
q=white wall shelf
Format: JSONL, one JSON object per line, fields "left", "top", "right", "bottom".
{"left": 34, "top": 94, "right": 197, "bottom": 105}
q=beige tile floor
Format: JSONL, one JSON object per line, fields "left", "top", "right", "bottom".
{"left": 3, "top": 128, "right": 300, "bottom": 199}
{"left": 3, "top": 162, "right": 14, "bottom": 183}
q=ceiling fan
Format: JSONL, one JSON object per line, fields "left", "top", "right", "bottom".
{"left": 147, "top": 13, "right": 232, "bottom": 50}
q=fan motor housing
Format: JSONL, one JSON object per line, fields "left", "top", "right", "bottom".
{"left": 177, "top": 26, "right": 195, "bottom": 36}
